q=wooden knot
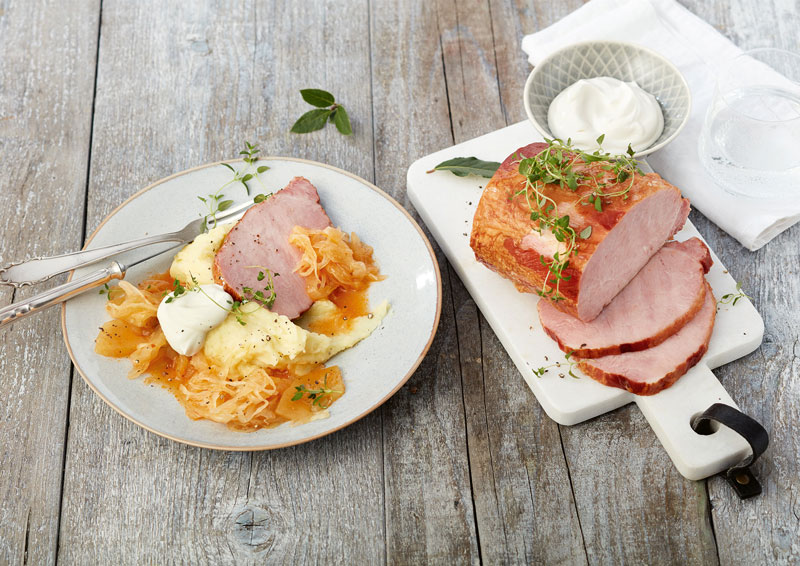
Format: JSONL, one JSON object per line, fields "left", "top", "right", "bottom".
{"left": 230, "top": 505, "right": 279, "bottom": 554}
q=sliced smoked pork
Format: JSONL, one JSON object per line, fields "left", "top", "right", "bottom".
{"left": 577, "top": 283, "right": 716, "bottom": 395}
{"left": 538, "top": 238, "right": 711, "bottom": 358}
{"left": 470, "top": 142, "right": 690, "bottom": 322}
{"left": 213, "top": 177, "right": 332, "bottom": 319}
{"left": 664, "top": 238, "right": 713, "bottom": 272}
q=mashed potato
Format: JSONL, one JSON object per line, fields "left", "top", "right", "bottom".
{"left": 170, "top": 223, "right": 232, "bottom": 284}
{"left": 171, "top": 221, "right": 389, "bottom": 376}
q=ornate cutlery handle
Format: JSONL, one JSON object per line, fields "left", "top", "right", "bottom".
{"left": 0, "top": 233, "right": 181, "bottom": 287}
{"left": 0, "top": 262, "right": 124, "bottom": 327}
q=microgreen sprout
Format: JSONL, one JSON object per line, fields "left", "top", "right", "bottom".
{"left": 242, "top": 265, "right": 279, "bottom": 309}
{"left": 514, "top": 136, "right": 642, "bottom": 301}
{"left": 532, "top": 351, "right": 581, "bottom": 379}
{"left": 291, "top": 372, "right": 342, "bottom": 408}
{"left": 164, "top": 274, "right": 249, "bottom": 325}
{"left": 199, "top": 141, "right": 270, "bottom": 230}
{"left": 718, "top": 281, "right": 751, "bottom": 307}
{"left": 98, "top": 283, "right": 122, "bottom": 301}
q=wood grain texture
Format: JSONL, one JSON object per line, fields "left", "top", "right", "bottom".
{"left": 484, "top": 1, "right": 719, "bottom": 563}
{"left": 57, "top": 1, "right": 384, "bottom": 564}
{"left": 0, "top": 1, "right": 99, "bottom": 564}
{"left": 432, "top": 1, "right": 588, "bottom": 563}
{"left": 0, "top": 0, "right": 798, "bottom": 564}
{"left": 678, "top": 1, "right": 800, "bottom": 563}
{"left": 370, "top": 1, "right": 482, "bottom": 563}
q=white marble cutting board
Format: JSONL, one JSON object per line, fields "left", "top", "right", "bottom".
{"left": 407, "top": 121, "right": 764, "bottom": 480}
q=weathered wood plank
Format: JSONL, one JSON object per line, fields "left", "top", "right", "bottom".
{"left": 1, "top": 0, "right": 797, "bottom": 564}
{"left": 369, "top": 1, "right": 482, "bottom": 563}
{"left": 487, "top": 1, "right": 721, "bottom": 563}
{"left": 0, "top": 1, "right": 99, "bottom": 564}
{"left": 678, "top": 1, "right": 800, "bottom": 563}
{"left": 57, "top": 1, "right": 384, "bottom": 564}
{"left": 432, "top": 0, "right": 589, "bottom": 563}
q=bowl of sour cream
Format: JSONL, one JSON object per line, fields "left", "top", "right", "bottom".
{"left": 524, "top": 41, "right": 691, "bottom": 157}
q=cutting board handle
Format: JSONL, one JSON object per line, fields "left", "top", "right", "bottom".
{"left": 635, "top": 364, "right": 753, "bottom": 481}
{"left": 691, "top": 403, "right": 769, "bottom": 497}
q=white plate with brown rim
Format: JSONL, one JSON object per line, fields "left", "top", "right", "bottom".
{"left": 62, "top": 157, "right": 441, "bottom": 450}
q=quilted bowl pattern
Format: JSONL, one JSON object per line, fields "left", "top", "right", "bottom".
{"left": 524, "top": 41, "right": 691, "bottom": 156}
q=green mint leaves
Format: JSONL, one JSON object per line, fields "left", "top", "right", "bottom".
{"left": 291, "top": 89, "right": 352, "bottom": 135}
{"left": 427, "top": 156, "right": 501, "bottom": 178}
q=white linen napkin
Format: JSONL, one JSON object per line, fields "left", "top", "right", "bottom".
{"left": 521, "top": 0, "right": 800, "bottom": 251}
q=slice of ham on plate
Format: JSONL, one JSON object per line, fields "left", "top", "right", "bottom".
{"left": 538, "top": 238, "right": 712, "bottom": 358}
{"left": 577, "top": 283, "right": 717, "bottom": 395}
{"left": 213, "top": 176, "right": 331, "bottom": 319}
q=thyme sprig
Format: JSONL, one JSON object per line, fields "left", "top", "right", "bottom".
{"left": 242, "top": 265, "right": 279, "bottom": 309}
{"left": 199, "top": 141, "right": 270, "bottom": 230}
{"left": 164, "top": 275, "right": 249, "bottom": 325}
{"left": 514, "top": 136, "right": 642, "bottom": 300}
{"left": 718, "top": 281, "right": 751, "bottom": 307}
{"left": 98, "top": 282, "right": 122, "bottom": 301}
{"left": 532, "top": 351, "right": 580, "bottom": 379}
{"left": 291, "top": 372, "right": 343, "bottom": 408}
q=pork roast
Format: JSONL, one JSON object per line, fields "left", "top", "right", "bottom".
{"left": 470, "top": 142, "right": 690, "bottom": 322}
{"left": 576, "top": 283, "right": 716, "bottom": 395}
{"left": 213, "top": 176, "right": 332, "bottom": 319}
{"left": 537, "top": 238, "right": 712, "bottom": 358}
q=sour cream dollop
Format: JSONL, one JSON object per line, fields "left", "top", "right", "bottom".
{"left": 547, "top": 76, "right": 664, "bottom": 154}
{"left": 157, "top": 284, "right": 233, "bottom": 356}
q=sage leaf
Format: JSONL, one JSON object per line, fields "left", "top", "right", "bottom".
{"left": 427, "top": 156, "right": 500, "bottom": 178}
{"left": 300, "top": 88, "right": 335, "bottom": 108}
{"left": 291, "top": 108, "right": 332, "bottom": 133}
{"left": 333, "top": 105, "right": 352, "bottom": 135}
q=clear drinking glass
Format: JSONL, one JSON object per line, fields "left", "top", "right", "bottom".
{"left": 698, "top": 48, "right": 800, "bottom": 199}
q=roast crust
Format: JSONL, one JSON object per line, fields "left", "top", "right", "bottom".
{"left": 576, "top": 284, "right": 717, "bottom": 395}
{"left": 469, "top": 142, "right": 687, "bottom": 319}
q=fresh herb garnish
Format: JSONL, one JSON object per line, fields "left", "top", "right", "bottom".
{"left": 514, "top": 136, "right": 642, "bottom": 301}
{"left": 718, "top": 281, "right": 751, "bottom": 307}
{"left": 532, "top": 351, "right": 581, "bottom": 379}
{"left": 242, "top": 265, "right": 278, "bottom": 309}
{"left": 291, "top": 372, "right": 343, "bottom": 408}
{"left": 199, "top": 141, "right": 270, "bottom": 230}
{"left": 163, "top": 274, "right": 250, "bottom": 325}
{"left": 164, "top": 279, "right": 187, "bottom": 303}
{"left": 426, "top": 156, "right": 501, "bottom": 178}
{"left": 98, "top": 283, "right": 122, "bottom": 301}
{"left": 291, "top": 89, "right": 352, "bottom": 135}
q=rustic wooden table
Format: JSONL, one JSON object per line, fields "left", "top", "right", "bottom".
{"left": 1, "top": 1, "right": 798, "bottom": 564}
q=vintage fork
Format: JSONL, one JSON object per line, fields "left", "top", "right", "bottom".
{"left": 0, "top": 200, "right": 254, "bottom": 287}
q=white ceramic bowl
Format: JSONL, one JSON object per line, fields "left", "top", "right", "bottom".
{"left": 524, "top": 40, "right": 691, "bottom": 157}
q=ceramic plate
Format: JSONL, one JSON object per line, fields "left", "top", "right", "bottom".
{"left": 62, "top": 158, "right": 441, "bottom": 450}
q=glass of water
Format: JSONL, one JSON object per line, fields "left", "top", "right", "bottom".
{"left": 698, "top": 48, "right": 800, "bottom": 199}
